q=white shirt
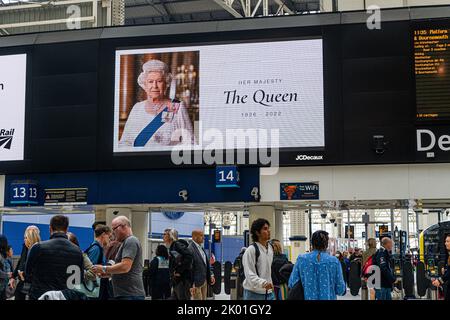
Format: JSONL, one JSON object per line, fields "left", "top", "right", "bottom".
{"left": 194, "top": 241, "right": 207, "bottom": 265}
{"left": 119, "top": 100, "right": 194, "bottom": 150}
{"left": 242, "top": 242, "right": 273, "bottom": 294}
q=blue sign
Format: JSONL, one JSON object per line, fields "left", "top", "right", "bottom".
{"left": 376, "top": 231, "right": 380, "bottom": 237}
{"left": 216, "top": 166, "right": 240, "bottom": 188}
{"left": 9, "top": 181, "right": 39, "bottom": 205}
{"left": 280, "top": 182, "right": 319, "bottom": 200}
{"left": 163, "top": 212, "right": 185, "bottom": 220}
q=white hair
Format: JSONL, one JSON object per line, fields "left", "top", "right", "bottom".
{"left": 165, "top": 228, "right": 178, "bottom": 242}
{"left": 113, "top": 216, "right": 131, "bottom": 227}
{"left": 137, "top": 59, "right": 172, "bottom": 90}
{"left": 381, "top": 237, "right": 392, "bottom": 246}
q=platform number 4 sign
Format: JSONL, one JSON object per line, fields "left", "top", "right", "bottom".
{"left": 216, "top": 166, "right": 240, "bottom": 188}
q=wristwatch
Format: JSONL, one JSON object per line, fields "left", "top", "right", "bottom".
{"left": 102, "top": 265, "right": 107, "bottom": 273}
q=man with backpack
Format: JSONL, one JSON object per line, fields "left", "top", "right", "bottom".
{"left": 373, "top": 237, "right": 397, "bottom": 300}
{"left": 86, "top": 224, "right": 111, "bottom": 267}
{"left": 242, "top": 218, "right": 274, "bottom": 300}
{"left": 361, "top": 238, "right": 378, "bottom": 299}
{"left": 85, "top": 224, "right": 111, "bottom": 300}
{"left": 163, "top": 228, "right": 193, "bottom": 300}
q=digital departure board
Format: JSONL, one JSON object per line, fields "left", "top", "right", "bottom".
{"left": 414, "top": 28, "right": 450, "bottom": 120}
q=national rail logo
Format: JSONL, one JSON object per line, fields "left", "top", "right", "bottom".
{"left": 0, "top": 128, "right": 15, "bottom": 150}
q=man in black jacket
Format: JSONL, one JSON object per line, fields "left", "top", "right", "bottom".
{"left": 374, "top": 237, "right": 396, "bottom": 300}
{"left": 188, "top": 229, "right": 215, "bottom": 300}
{"left": 25, "top": 215, "right": 84, "bottom": 300}
{"left": 163, "top": 228, "right": 193, "bottom": 300}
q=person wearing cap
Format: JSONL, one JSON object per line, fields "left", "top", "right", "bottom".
{"left": 119, "top": 59, "right": 194, "bottom": 149}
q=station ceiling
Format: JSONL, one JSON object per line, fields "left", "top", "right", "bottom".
{"left": 124, "top": 0, "right": 322, "bottom": 25}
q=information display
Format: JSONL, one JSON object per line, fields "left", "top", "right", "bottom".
{"left": 0, "top": 54, "right": 27, "bottom": 161}
{"left": 113, "top": 39, "right": 324, "bottom": 153}
{"left": 414, "top": 28, "right": 450, "bottom": 120}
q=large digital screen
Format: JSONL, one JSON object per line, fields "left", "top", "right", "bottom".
{"left": 113, "top": 39, "right": 324, "bottom": 153}
{"left": 0, "top": 54, "right": 26, "bottom": 161}
{"left": 414, "top": 27, "right": 450, "bottom": 120}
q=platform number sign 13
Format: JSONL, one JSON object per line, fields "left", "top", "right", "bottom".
{"left": 216, "top": 166, "right": 240, "bottom": 188}
{"left": 10, "top": 181, "right": 39, "bottom": 205}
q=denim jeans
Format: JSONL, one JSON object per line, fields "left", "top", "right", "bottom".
{"left": 375, "top": 288, "right": 392, "bottom": 300}
{"left": 243, "top": 289, "right": 275, "bottom": 301}
{"left": 115, "top": 296, "right": 145, "bottom": 300}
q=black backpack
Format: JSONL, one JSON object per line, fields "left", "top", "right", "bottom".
{"left": 278, "top": 262, "right": 294, "bottom": 284}
{"left": 170, "top": 239, "right": 193, "bottom": 274}
{"left": 235, "top": 252, "right": 246, "bottom": 282}
{"left": 84, "top": 242, "right": 104, "bottom": 265}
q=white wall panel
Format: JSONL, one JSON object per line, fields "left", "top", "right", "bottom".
{"left": 261, "top": 163, "right": 450, "bottom": 201}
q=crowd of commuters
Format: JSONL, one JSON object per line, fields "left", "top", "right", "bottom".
{"left": 0, "top": 215, "right": 449, "bottom": 301}
{"left": 0, "top": 214, "right": 220, "bottom": 300}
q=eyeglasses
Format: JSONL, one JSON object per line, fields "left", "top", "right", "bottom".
{"left": 112, "top": 224, "right": 124, "bottom": 231}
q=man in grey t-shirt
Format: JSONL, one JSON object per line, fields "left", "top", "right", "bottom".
{"left": 92, "top": 216, "right": 145, "bottom": 300}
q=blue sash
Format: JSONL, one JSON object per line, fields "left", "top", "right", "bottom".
{"left": 134, "top": 107, "right": 168, "bottom": 147}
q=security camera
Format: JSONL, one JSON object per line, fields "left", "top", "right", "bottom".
{"left": 320, "top": 212, "right": 327, "bottom": 219}
{"left": 178, "top": 189, "right": 188, "bottom": 201}
{"left": 113, "top": 210, "right": 119, "bottom": 216}
{"left": 330, "top": 218, "right": 336, "bottom": 224}
{"left": 250, "top": 187, "right": 260, "bottom": 201}
{"left": 372, "top": 135, "right": 388, "bottom": 155}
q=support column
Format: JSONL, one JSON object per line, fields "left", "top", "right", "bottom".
{"left": 94, "top": 207, "right": 106, "bottom": 224}
{"left": 390, "top": 209, "right": 395, "bottom": 236}
{"left": 336, "top": 212, "right": 343, "bottom": 239}
{"left": 400, "top": 209, "right": 410, "bottom": 250}
{"left": 275, "top": 209, "right": 284, "bottom": 243}
{"left": 320, "top": 0, "right": 336, "bottom": 12}
{"left": 400, "top": 209, "right": 409, "bottom": 231}
{"left": 289, "top": 210, "right": 309, "bottom": 263}
{"left": 367, "top": 210, "right": 376, "bottom": 239}
{"left": 249, "top": 205, "right": 279, "bottom": 239}
{"left": 131, "top": 210, "right": 149, "bottom": 262}
{"left": 105, "top": 207, "right": 132, "bottom": 227}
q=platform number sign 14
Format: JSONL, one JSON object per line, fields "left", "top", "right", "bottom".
{"left": 10, "top": 181, "right": 39, "bottom": 205}
{"left": 216, "top": 166, "right": 240, "bottom": 188}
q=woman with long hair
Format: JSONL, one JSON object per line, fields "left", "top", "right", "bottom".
{"left": 270, "top": 239, "right": 290, "bottom": 300}
{"left": 12, "top": 225, "right": 41, "bottom": 300}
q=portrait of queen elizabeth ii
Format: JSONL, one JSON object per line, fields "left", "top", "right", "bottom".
{"left": 119, "top": 59, "right": 195, "bottom": 148}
